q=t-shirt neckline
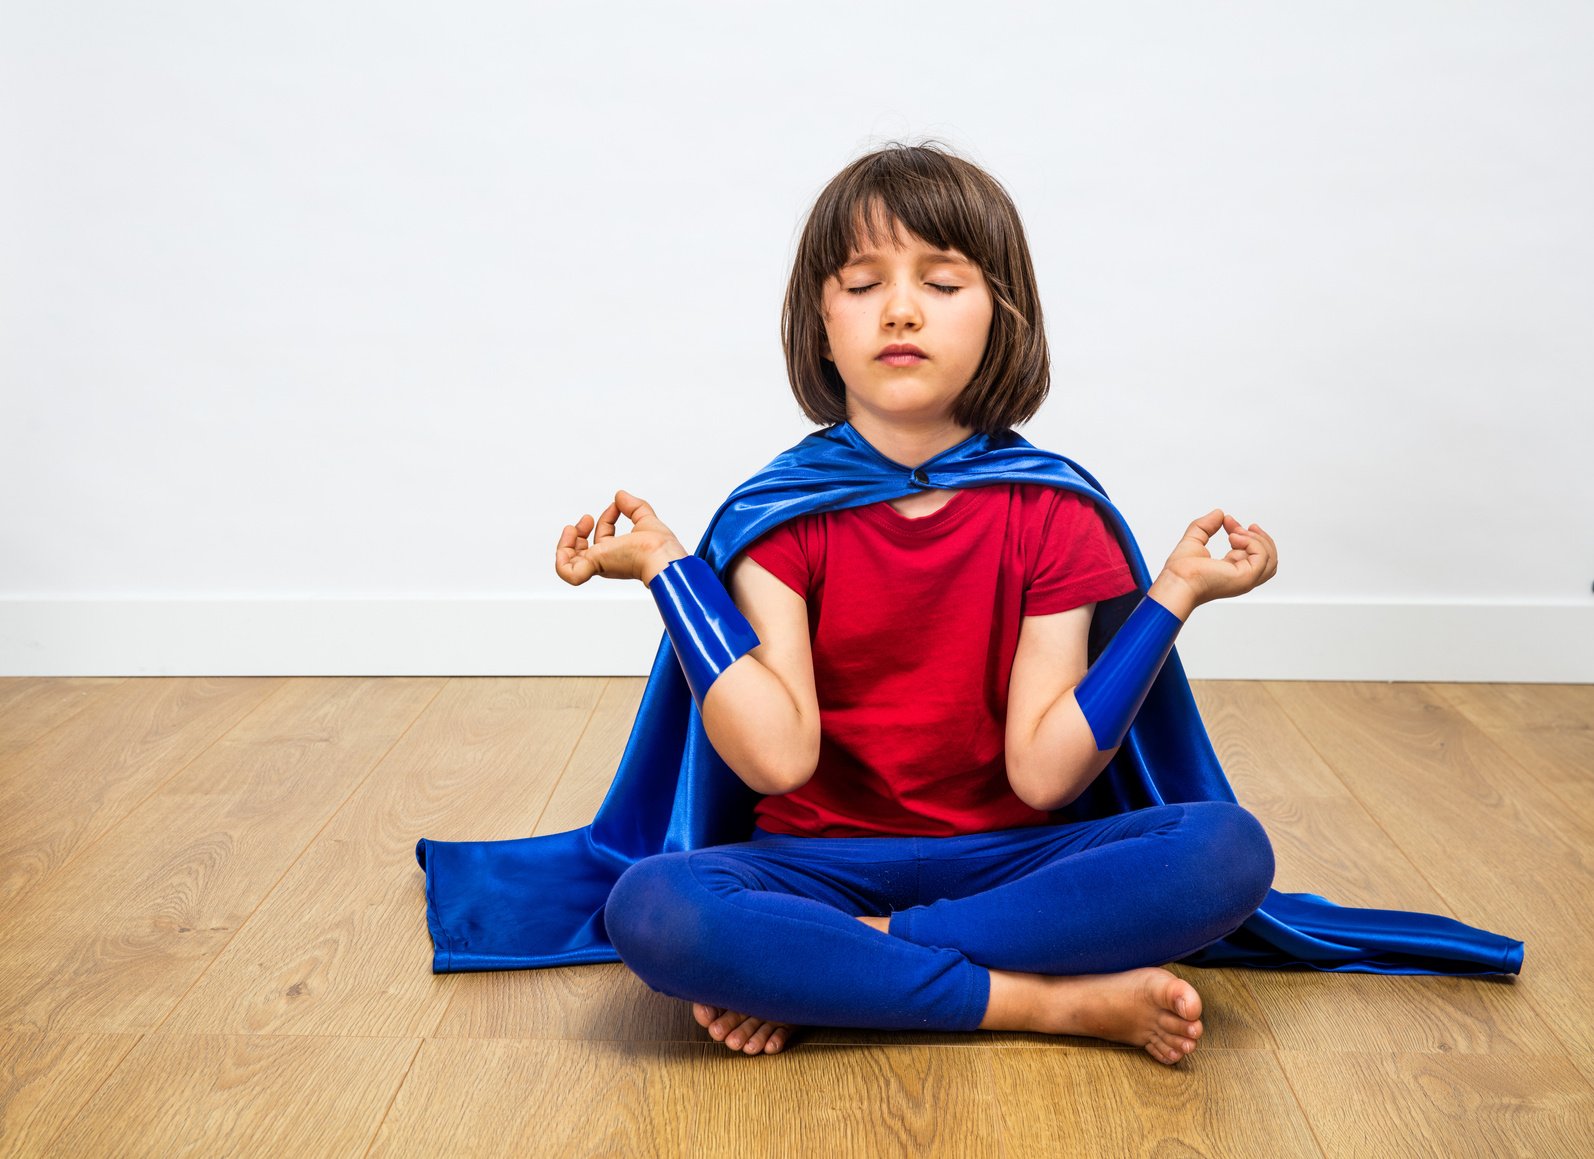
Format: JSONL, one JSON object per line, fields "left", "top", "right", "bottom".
{"left": 855, "top": 485, "right": 985, "bottom": 536}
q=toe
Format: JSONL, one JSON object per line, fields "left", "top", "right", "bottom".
{"left": 1169, "top": 978, "right": 1203, "bottom": 1022}
{"left": 743, "top": 1025, "right": 771, "bottom": 1053}
{"left": 1157, "top": 1010, "right": 1203, "bottom": 1040}
{"left": 725, "top": 1015, "right": 761, "bottom": 1050}
{"left": 1153, "top": 1029, "right": 1193, "bottom": 1061}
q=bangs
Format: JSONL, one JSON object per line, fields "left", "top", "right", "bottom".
{"left": 808, "top": 176, "right": 998, "bottom": 286}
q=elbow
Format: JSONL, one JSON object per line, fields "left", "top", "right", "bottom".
{"left": 1011, "top": 779, "right": 1076, "bottom": 814}
{"left": 769, "top": 722, "right": 820, "bottom": 795}
{"left": 1007, "top": 759, "right": 1054, "bottom": 812}
{"left": 762, "top": 759, "right": 815, "bottom": 797}
{"left": 1008, "top": 748, "right": 1119, "bottom": 813}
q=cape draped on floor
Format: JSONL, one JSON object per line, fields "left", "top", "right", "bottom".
{"left": 415, "top": 421, "right": 1525, "bottom": 977}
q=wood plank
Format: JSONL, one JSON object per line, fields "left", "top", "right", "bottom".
{"left": 1436, "top": 682, "right": 1594, "bottom": 819}
{"left": 989, "top": 1045, "right": 1320, "bottom": 1157}
{"left": 51, "top": 1034, "right": 418, "bottom": 1157}
{"left": 433, "top": 961, "right": 695, "bottom": 1044}
{"left": 1278, "top": 1050, "right": 1594, "bottom": 1158}
{"left": 1435, "top": 682, "right": 1594, "bottom": 732}
{"left": 1191, "top": 681, "right": 1450, "bottom": 909}
{"left": 1241, "top": 972, "right": 1548, "bottom": 1056}
{"left": 0, "top": 676, "right": 283, "bottom": 908}
{"left": 1191, "top": 682, "right": 1553, "bottom": 1054}
{"left": 0, "top": 677, "right": 125, "bottom": 756}
{"left": 1264, "top": 680, "right": 1594, "bottom": 1055}
{"left": 533, "top": 675, "right": 649, "bottom": 836}
{"left": 369, "top": 1038, "right": 703, "bottom": 1158}
{"left": 694, "top": 1042, "right": 1000, "bottom": 1157}
{"left": 0, "top": 677, "right": 443, "bottom": 1034}
{"left": 163, "top": 676, "right": 610, "bottom": 1039}
{"left": 0, "top": 1031, "right": 139, "bottom": 1154}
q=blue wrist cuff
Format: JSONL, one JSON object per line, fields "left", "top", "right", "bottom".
{"left": 648, "top": 554, "right": 761, "bottom": 710}
{"left": 1074, "top": 594, "right": 1183, "bottom": 751}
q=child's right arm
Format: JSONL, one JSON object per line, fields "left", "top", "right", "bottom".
{"left": 645, "top": 546, "right": 821, "bottom": 797}
{"left": 556, "top": 488, "right": 820, "bottom": 797}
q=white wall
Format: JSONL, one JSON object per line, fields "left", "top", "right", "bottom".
{"left": 3, "top": 1, "right": 1590, "bottom": 679}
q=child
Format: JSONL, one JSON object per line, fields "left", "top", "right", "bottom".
{"left": 557, "top": 141, "right": 1282, "bottom": 1063}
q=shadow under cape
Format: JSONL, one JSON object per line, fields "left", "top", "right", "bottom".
{"left": 415, "top": 420, "right": 1525, "bottom": 977}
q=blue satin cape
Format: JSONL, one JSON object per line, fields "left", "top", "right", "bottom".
{"left": 415, "top": 421, "right": 1525, "bottom": 977}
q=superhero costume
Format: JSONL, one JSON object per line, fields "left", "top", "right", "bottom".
{"left": 414, "top": 420, "right": 1525, "bottom": 977}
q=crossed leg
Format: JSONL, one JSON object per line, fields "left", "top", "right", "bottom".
{"left": 608, "top": 802, "right": 1273, "bottom": 1064}
{"left": 694, "top": 914, "right": 1205, "bottom": 1064}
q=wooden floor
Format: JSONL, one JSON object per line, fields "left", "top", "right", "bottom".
{"left": 0, "top": 676, "right": 1590, "bottom": 1157}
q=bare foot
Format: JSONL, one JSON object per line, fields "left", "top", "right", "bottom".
{"left": 689, "top": 914, "right": 892, "bottom": 1055}
{"left": 692, "top": 1002, "right": 797, "bottom": 1055}
{"left": 1013, "top": 966, "right": 1204, "bottom": 1065}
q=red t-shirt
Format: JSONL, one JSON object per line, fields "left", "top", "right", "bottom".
{"left": 739, "top": 481, "right": 1138, "bottom": 838}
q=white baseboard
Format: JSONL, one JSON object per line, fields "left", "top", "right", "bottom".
{"left": 0, "top": 597, "right": 1590, "bottom": 682}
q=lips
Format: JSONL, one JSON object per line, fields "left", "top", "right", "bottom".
{"left": 878, "top": 344, "right": 927, "bottom": 366}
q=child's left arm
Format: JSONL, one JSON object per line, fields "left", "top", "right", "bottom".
{"left": 1006, "top": 509, "right": 1277, "bottom": 811}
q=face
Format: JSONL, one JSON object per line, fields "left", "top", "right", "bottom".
{"left": 819, "top": 208, "right": 994, "bottom": 431}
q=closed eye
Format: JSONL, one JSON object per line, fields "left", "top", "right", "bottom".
{"left": 844, "top": 283, "right": 963, "bottom": 296}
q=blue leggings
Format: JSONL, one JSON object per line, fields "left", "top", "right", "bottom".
{"left": 602, "top": 800, "right": 1275, "bottom": 1033}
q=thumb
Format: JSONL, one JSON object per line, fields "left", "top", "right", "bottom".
{"left": 1183, "top": 509, "right": 1225, "bottom": 543}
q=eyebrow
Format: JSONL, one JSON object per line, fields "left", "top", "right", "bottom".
{"left": 841, "top": 250, "right": 973, "bottom": 270}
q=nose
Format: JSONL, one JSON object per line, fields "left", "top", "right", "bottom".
{"left": 880, "top": 281, "right": 923, "bottom": 329}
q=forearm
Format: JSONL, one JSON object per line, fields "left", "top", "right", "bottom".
{"left": 699, "top": 655, "right": 816, "bottom": 796}
{"left": 1009, "top": 572, "right": 1196, "bottom": 811}
{"left": 643, "top": 545, "right": 813, "bottom": 796}
{"left": 1007, "top": 693, "right": 1120, "bottom": 812}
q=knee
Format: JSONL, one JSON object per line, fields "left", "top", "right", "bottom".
{"left": 604, "top": 854, "right": 700, "bottom": 974}
{"left": 1189, "top": 800, "right": 1275, "bottom": 914}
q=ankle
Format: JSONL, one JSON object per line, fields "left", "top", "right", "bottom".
{"left": 977, "top": 968, "right": 1043, "bottom": 1032}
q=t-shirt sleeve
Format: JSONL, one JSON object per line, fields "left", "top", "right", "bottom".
{"left": 1025, "top": 490, "right": 1138, "bottom": 616}
{"left": 741, "top": 516, "right": 810, "bottom": 599}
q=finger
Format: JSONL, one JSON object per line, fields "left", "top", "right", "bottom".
{"left": 554, "top": 527, "right": 593, "bottom": 584}
{"left": 709, "top": 1010, "right": 741, "bottom": 1038}
{"left": 1241, "top": 524, "right": 1276, "bottom": 579}
{"left": 562, "top": 519, "right": 592, "bottom": 549}
{"left": 1251, "top": 525, "right": 1279, "bottom": 579}
{"left": 594, "top": 501, "right": 619, "bottom": 543}
{"left": 766, "top": 1026, "right": 787, "bottom": 1052}
{"left": 1183, "top": 509, "right": 1225, "bottom": 546}
{"left": 616, "top": 489, "right": 658, "bottom": 526}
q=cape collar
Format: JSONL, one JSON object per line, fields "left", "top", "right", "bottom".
{"left": 696, "top": 420, "right": 1126, "bottom": 577}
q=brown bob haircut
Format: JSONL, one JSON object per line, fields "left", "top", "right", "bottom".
{"left": 781, "top": 139, "right": 1050, "bottom": 436}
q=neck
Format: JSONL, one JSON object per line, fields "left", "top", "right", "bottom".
{"left": 844, "top": 411, "right": 976, "bottom": 470}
